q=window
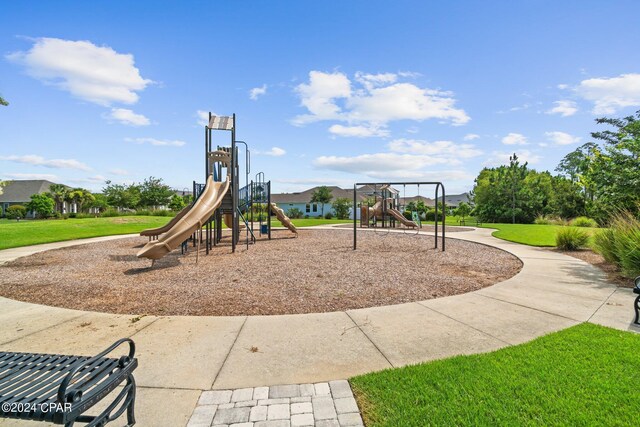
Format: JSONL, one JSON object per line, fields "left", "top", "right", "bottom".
{"left": 312, "top": 204, "right": 318, "bottom": 213}
{"left": 305, "top": 204, "right": 310, "bottom": 213}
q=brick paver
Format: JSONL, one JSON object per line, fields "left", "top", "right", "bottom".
{"left": 189, "top": 382, "right": 363, "bottom": 427}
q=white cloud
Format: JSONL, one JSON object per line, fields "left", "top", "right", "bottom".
{"left": 293, "top": 71, "right": 351, "bottom": 124}
{"left": 125, "top": 137, "right": 186, "bottom": 147}
{"left": 388, "top": 139, "right": 482, "bottom": 159}
{"left": 69, "top": 175, "right": 107, "bottom": 184}
{"left": 539, "top": 143, "right": 549, "bottom": 147}
{"left": 546, "top": 100, "right": 577, "bottom": 117}
{"left": 328, "top": 124, "right": 389, "bottom": 138}
{"left": 256, "top": 147, "right": 286, "bottom": 156}
{"left": 545, "top": 131, "right": 581, "bottom": 145}
{"left": 463, "top": 133, "right": 480, "bottom": 141}
{"left": 4, "top": 173, "right": 58, "bottom": 180}
{"left": 109, "top": 168, "right": 130, "bottom": 176}
{"left": 249, "top": 84, "right": 267, "bottom": 100}
{"left": 196, "top": 110, "right": 220, "bottom": 127}
{"left": 501, "top": 133, "right": 528, "bottom": 145}
{"left": 484, "top": 150, "right": 541, "bottom": 166}
{"left": 292, "top": 70, "right": 469, "bottom": 133}
{"left": 0, "top": 154, "right": 91, "bottom": 171}
{"left": 7, "top": 37, "right": 152, "bottom": 106}
{"left": 106, "top": 108, "right": 150, "bottom": 126}
{"left": 557, "top": 84, "right": 569, "bottom": 90}
{"left": 314, "top": 153, "right": 450, "bottom": 175}
{"left": 576, "top": 73, "right": 640, "bottom": 114}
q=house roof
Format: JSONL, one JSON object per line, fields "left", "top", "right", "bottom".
{"left": 271, "top": 186, "right": 359, "bottom": 204}
{"left": 0, "top": 180, "right": 57, "bottom": 203}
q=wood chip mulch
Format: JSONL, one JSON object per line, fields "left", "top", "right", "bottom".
{"left": 0, "top": 230, "right": 522, "bottom": 316}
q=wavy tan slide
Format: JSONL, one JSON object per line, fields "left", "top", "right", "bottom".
{"left": 137, "top": 175, "right": 230, "bottom": 260}
{"left": 139, "top": 201, "right": 194, "bottom": 240}
{"left": 269, "top": 203, "right": 297, "bottom": 234}
{"left": 387, "top": 207, "right": 419, "bottom": 228}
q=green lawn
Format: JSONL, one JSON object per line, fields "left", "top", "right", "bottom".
{"left": 0, "top": 216, "right": 352, "bottom": 250}
{"left": 351, "top": 323, "right": 640, "bottom": 426}
{"left": 0, "top": 216, "right": 170, "bottom": 250}
{"left": 424, "top": 217, "right": 600, "bottom": 247}
{"left": 476, "top": 223, "right": 602, "bottom": 247}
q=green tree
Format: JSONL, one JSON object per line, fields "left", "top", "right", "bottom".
{"left": 548, "top": 176, "right": 586, "bottom": 219}
{"left": 0, "top": 180, "right": 6, "bottom": 195}
{"left": 86, "top": 194, "right": 109, "bottom": 213}
{"left": 103, "top": 181, "right": 141, "bottom": 210}
{"left": 139, "top": 176, "right": 174, "bottom": 209}
{"left": 67, "top": 188, "right": 95, "bottom": 212}
{"left": 454, "top": 202, "right": 472, "bottom": 222}
{"left": 0, "top": 95, "right": 8, "bottom": 106}
{"left": 47, "top": 183, "right": 69, "bottom": 213}
{"left": 472, "top": 155, "right": 552, "bottom": 224}
{"left": 310, "top": 186, "right": 333, "bottom": 217}
{"left": 557, "top": 110, "right": 640, "bottom": 222}
{"left": 26, "top": 193, "right": 54, "bottom": 218}
{"left": 332, "top": 197, "right": 352, "bottom": 219}
{"left": 168, "top": 194, "right": 186, "bottom": 211}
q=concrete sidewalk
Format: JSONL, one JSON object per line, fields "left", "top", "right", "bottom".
{"left": 0, "top": 228, "right": 636, "bottom": 426}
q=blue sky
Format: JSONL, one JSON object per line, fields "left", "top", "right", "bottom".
{"left": 1, "top": 1, "right": 639, "bottom": 196}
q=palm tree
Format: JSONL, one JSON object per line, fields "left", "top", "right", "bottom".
{"left": 68, "top": 188, "right": 95, "bottom": 213}
{"left": 47, "top": 184, "right": 68, "bottom": 213}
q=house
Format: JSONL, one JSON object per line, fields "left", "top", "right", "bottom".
{"left": 0, "top": 180, "right": 77, "bottom": 218}
{"left": 271, "top": 186, "right": 357, "bottom": 218}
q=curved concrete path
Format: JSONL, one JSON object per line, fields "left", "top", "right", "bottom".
{"left": 0, "top": 228, "right": 636, "bottom": 426}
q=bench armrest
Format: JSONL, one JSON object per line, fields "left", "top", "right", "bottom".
{"left": 57, "top": 338, "right": 136, "bottom": 404}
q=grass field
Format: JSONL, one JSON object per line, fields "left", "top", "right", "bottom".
{"left": 0, "top": 216, "right": 352, "bottom": 250}
{"left": 425, "top": 217, "right": 600, "bottom": 247}
{"left": 0, "top": 216, "right": 170, "bottom": 250}
{"left": 351, "top": 323, "right": 640, "bottom": 426}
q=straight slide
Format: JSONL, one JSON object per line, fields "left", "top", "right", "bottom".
{"left": 137, "top": 175, "right": 230, "bottom": 260}
{"left": 387, "top": 207, "right": 419, "bottom": 228}
{"left": 269, "top": 203, "right": 297, "bottom": 234}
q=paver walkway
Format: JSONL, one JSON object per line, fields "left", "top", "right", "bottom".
{"left": 0, "top": 227, "right": 636, "bottom": 426}
{"left": 187, "top": 381, "right": 362, "bottom": 427}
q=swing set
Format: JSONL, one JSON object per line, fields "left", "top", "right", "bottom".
{"left": 352, "top": 181, "right": 446, "bottom": 251}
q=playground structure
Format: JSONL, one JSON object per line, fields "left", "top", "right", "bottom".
{"left": 353, "top": 181, "right": 446, "bottom": 251}
{"left": 137, "top": 113, "right": 296, "bottom": 261}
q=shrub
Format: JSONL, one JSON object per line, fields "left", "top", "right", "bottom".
{"left": 593, "top": 211, "right": 640, "bottom": 277}
{"left": 556, "top": 227, "right": 589, "bottom": 250}
{"left": 101, "top": 209, "right": 121, "bottom": 217}
{"left": 424, "top": 209, "right": 445, "bottom": 222}
{"left": 287, "top": 208, "right": 303, "bottom": 219}
{"left": 5, "top": 205, "right": 26, "bottom": 219}
{"left": 534, "top": 215, "right": 551, "bottom": 225}
{"left": 324, "top": 212, "right": 334, "bottom": 219}
{"left": 68, "top": 212, "right": 77, "bottom": 218}
{"left": 572, "top": 216, "right": 597, "bottom": 228}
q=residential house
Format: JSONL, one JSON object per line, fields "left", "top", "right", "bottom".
{"left": 0, "top": 180, "right": 77, "bottom": 218}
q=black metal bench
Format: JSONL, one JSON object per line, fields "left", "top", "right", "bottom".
{"left": 633, "top": 276, "right": 640, "bottom": 325}
{"left": 0, "top": 339, "right": 137, "bottom": 426}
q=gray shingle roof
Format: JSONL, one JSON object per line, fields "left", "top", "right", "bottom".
{"left": 0, "top": 180, "right": 57, "bottom": 203}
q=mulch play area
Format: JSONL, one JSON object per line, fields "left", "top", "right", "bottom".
{"left": 0, "top": 229, "right": 522, "bottom": 316}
